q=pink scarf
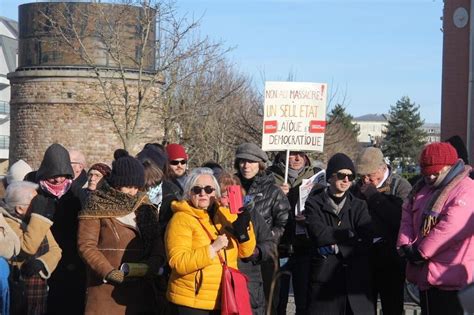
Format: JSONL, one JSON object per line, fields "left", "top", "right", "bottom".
{"left": 39, "top": 179, "right": 73, "bottom": 198}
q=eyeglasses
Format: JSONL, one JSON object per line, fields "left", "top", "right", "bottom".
{"left": 335, "top": 172, "right": 355, "bottom": 181}
{"left": 170, "top": 160, "right": 187, "bottom": 166}
{"left": 191, "top": 185, "right": 215, "bottom": 195}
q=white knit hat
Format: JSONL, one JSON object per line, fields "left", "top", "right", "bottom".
{"left": 6, "top": 159, "right": 33, "bottom": 185}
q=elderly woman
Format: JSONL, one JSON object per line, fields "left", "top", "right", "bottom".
{"left": 165, "top": 167, "right": 256, "bottom": 314}
{"left": 398, "top": 142, "right": 474, "bottom": 315}
{"left": 77, "top": 149, "right": 164, "bottom": 314}
{"left": 1, "top": 181, "right": 62, "bottom": 315}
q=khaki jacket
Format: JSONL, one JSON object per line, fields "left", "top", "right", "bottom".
{"left": 1, "top": 208, "right": 62, "bottom": 279}
{"left": 0, "top": 212, "right": 20, "bottom": 259}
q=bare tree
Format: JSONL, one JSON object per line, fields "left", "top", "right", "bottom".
{"left": 38, "top": 0, "right": 234, "bottom": 152}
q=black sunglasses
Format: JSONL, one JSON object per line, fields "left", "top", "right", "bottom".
{"left": 191, "top": 185, "right": 215, "bottom": 195}
{"left": 335, "top": 172, "right": 355, "bottom": 181}
{"left": 170, "top": 160, "right": 187, "bottom": 166}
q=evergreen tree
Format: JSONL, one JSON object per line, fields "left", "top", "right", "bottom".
{"left": 327, "top": 104, "right": 360, "bottom": 136}
{"left": 382, "top": 96, "right": 427, "bottom": 169}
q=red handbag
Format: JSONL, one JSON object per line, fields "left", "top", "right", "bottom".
{"left": 217, "top": 252, "right": 252, "bottom": 315}
{"left": 197, "top": 217, "right": 252, "bottom": 315}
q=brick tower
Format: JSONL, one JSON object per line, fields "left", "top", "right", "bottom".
{"left": 8, "top": 2, "right": 162, "bottom": 168}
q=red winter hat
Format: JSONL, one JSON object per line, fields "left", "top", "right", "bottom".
{"left": 419, "top": 142, "right": 458, "bottom": 175}
{"left": 166, "top": 143, "right": 188, "bottom": 161}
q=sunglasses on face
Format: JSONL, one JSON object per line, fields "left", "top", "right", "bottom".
{"left": 335, "top": 172, "right": 355, "bottom": 181}
{"left": 170, "top": 160, "right": 187, "bottom": 166}
{"left": 191, "top": 185, "right": 215, "bottom": 195}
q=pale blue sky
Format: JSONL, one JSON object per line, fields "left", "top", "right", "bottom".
{"left": 2, "top": 0, "right": 444, "bottom": 123}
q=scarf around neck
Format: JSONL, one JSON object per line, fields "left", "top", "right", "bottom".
{"left": 147, "top": 183, "right": 163, "bottom": 208}
{"left": 39, "top": 179, "right": 72, "bottom": 198}
{"left": 410, "top": 160, "right": 470, "bottom": 237}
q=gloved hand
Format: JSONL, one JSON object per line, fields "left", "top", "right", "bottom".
{"left": 359, "top": 183, "right": 379, "bottom": 200}
{"left": 21, "top": 259, "right": 45, "bottom": 277}
{"left": 241, "top": 247, "right": 261, "bottom": 263}
{"left": 317, "top": 245, "right": 336, "bottom": 256}
{"left": 400, "top": 245, "right": 425, "bottom": 265}
{"left": 30, "top": 194, "right": 56, "bottom": 220}
{"left": 226, "top": 208, "right": 251, "bottom": 243}
{"left": 334, "top": 228, "right": 355, "bottom": 241}
{"left": 105, "top": 269, "right": 125, "bottom": 285}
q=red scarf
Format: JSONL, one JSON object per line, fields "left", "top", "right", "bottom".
{"left": 39, "top": 179, "right": 72, "bottom": 198}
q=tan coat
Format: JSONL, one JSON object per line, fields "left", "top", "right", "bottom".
{"left": 77, "top": 188, "right": 163, "bottom": 315}
{"left": 1, "top": 209, "right": 62, "bottom": 278}
{"left": 0, "top": 212, "right": 20, "bottom": 259}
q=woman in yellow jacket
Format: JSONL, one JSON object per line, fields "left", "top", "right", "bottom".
{"left": 165, "top": 167, "right": 257, "bottom": 314}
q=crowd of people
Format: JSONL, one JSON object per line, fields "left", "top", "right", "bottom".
{"left": 0, "top": 138, "right": 473, "bottom": 315}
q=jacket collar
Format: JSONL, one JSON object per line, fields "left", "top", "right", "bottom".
{"left": 310, "top": 186, "right": 354, "bottom": 218}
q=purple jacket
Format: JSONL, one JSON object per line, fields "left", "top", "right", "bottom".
{"left": 397, "top": 175, "right": 474, "bottom": 290}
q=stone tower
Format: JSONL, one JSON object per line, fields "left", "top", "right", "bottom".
{"left": 8, "top": 2, "right": 163, "bottom": 168}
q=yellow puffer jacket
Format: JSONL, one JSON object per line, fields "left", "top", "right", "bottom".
{"left": 165, "top": 200, "right": 256, "bottom": 310}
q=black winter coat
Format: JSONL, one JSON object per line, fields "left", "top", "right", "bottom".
{"left": 238, "top": 172, "right": 290, "bottom": 241}
{"left": 352, "top": 172, "right": 411, "bottom": 245}
{"left": 158, "top": 180, "right": 181, "bottom": 230}
{"left": 238, "top": 207, "right": 277, "bottom": 315}
{"left": 27, "top": 144, "right": 87, "bottom": 315}
{"left": 305, "top": 186, "right": 374, "bottom": 315}
{"left": 268, "top": 163, "right": 321, "bottom": 256}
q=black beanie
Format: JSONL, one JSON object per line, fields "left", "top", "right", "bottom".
{"left": 326, "top": 153, "right": 356, "bottom": 181}
{"left": 108, "top": 149, "right": 145, "bottom": 188}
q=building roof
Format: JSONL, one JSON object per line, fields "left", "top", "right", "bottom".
{"left": 353, "top": 114, "right": 388, "bottom": 122}
{"left": 0, "top": 17, "right": 19, "bottom": 39}
{"left": 422, "top": 123, "right": 440, "bottom": 128}
{"left": 0, "top": 16, "right": 19, "bottom": 75}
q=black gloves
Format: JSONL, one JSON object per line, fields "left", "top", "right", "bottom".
{"left": 241, "top": 247, "right": 261, "bottom": 263}
{"left": 21, "top": 259, "right": 45, "bottom": 277}
{"left": 359, "top": 183, "right": 379, "bottom": 200}
{"left": 399, "top": 245, "right": 425, "bottom": 265}
{"left": 334, "top": 228, "right": 355, "bottom": 241}
{"left": 226, "top": 209, "right": 251, "bottom": 243}
{"left": 30, "top": 194, "right": 56, "bottom": 220}
{"left": 105, "top": 269, "right": 125, "bottom": 285}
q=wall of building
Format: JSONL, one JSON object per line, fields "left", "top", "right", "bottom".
{"left": 441, "top": 0, "right": 470, "bottom": 147}
{"left": 9, "top": 69, "right": 162, "bottom": 168}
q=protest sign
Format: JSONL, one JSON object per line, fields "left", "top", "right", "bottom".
{"left": 262, "top": 81, "right": 327, "bottom": 152}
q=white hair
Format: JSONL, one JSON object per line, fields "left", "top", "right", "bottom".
{"left": 182, "top": 167, "right": 221, "bottom": 200}
{"left": 4, "top": 181, "right": 39, "bottom": 214}
{"left": 69, "top": 149, "right": 87, "bottom": 167}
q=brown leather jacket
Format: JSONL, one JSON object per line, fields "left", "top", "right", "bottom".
{"left": 77, "top": 186, "right": 164, "bottom": 315}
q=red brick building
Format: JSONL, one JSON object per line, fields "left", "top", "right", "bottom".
{"left": 441, "top": 0, "right": 474, "bottom": 160}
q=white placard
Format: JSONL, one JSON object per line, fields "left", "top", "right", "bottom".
{"left": 262, "top": 81, "right": 327, "bottom": 152}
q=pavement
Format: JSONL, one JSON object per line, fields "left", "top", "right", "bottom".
{"left": 285, "top": 296, "right": 421, "bottom": 315}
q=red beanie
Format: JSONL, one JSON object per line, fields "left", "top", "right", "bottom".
{"left": 166, "top": 143, "right": 188, "bottom": 161}
{"left": 419, "top": 142, "right": 458, "bottom": 175}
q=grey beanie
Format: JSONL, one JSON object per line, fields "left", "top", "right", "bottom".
{"left": 235, "top": 143, "right": 269, "bottom": 162}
